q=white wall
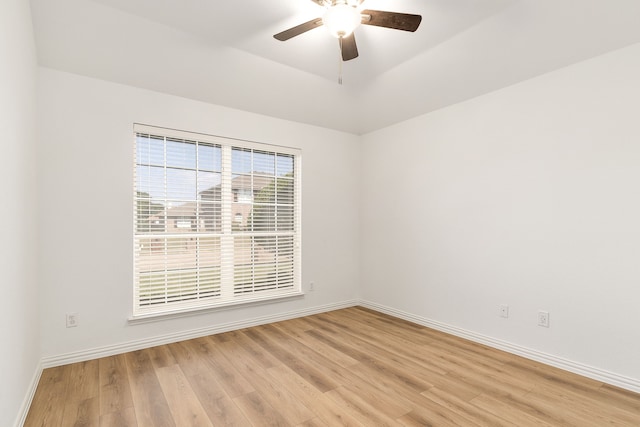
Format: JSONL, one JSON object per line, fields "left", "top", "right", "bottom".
{"left": 30, "top": 25, "right": 640, "bottom": 405}
{"left": 37, "top": 68, "right": 361, "bottom": 360}
{"left": 0, "top": 0, "right": 40, "bottom": 425}
{"left": 361, "top": 42, "right": 640, "bottom": 385}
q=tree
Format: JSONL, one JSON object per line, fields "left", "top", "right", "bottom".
{"left": 136, "top": 191, "right": 164, "bottom": 232}
{"left": 247, "top": 175, "right": 294, "bottom": 246}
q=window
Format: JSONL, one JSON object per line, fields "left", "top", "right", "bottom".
{"left": 133, "top": 124, "right": 301, "bottom": 317}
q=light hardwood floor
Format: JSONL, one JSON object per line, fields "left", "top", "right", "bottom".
{"left": 25, "top": 307, "right": 640, "bottom": 426}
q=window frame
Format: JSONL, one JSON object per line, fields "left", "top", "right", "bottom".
{"left": 132, "top": 124, "right": 302, "bottom": 319}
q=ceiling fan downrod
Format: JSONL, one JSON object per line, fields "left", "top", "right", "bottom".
{"left": 338, "top": 37, "right": 344, "bottom": 85}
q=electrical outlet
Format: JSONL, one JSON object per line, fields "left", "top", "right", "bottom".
{"left": 499, "top": 305, "right": 509, "bottom": 318}
{"left": 538, "top": 310, "right": 549, "bottom": 328}
{"left": 309, "top": 281, "right": 315, "bottom": 292}
{"left": 66, "top": 313, "right": 78, "bottom": 328}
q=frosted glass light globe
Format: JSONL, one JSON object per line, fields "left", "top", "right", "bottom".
{"left": 322, "top": 4, "right": 362, "bottom": 38}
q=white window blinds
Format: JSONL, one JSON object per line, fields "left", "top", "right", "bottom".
{"left": 133, "top": 124, "right": 301, "bottom": 317}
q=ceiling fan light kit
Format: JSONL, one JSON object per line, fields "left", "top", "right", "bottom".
{"left": 274, "top": 0, "right": 422, "bottom": 65}
{"left": 322, "top": 2, "right": 362, "bottom": 38}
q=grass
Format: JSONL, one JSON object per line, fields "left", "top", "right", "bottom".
{"left": 137, "top": 262, "right": 294, "bottom": 306}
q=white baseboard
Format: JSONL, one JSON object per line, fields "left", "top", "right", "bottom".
{"left": 38, "top": 298, "right": 640, "bottom": 395}
{"left": 41, "top": 300, "right": 359, "bottom": 368}
{"left": 360, "top": 300, "right": 640, "bottom": 394}
{"left": 14, "top": 362, "right": 42, "bottom": 427}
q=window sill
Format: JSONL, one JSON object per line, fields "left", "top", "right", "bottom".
{"left": 127, "top": 290, "right": 304, "bottom": 325}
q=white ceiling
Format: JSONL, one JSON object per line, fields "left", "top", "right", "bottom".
{"left": 30, "top": 0, "right": 640, "bottom": 134}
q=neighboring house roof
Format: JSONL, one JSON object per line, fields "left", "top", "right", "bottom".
{"left": 230, "top": 174, "right": 274, "bottom": 191}
{"left": 164, "top": 201, "right": 199, "bottom": 217}
{"left": 147, "top": 174, "right": 276, "bottom": 221}
{"left": 200, "top": 173, "right": 274, "bottom": 197}
{"left": 148, "top": 201, "right": 198, "bottom": 222}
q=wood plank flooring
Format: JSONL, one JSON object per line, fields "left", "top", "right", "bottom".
{"left": 24, "top": 307, "right": 640, "bottom": 426}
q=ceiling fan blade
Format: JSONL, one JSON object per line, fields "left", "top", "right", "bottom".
{"left": 274, "top": 18, "right": 323, "bottom": 41}
{"left": 340, "top": 33, "right": 359, "bottom": 61}
{"left": 361, "top": 10, "right": 422, "bottom": 32}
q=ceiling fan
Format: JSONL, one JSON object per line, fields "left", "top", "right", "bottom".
{"left": 274, "top": 0, "right": 422, "bottom": 62}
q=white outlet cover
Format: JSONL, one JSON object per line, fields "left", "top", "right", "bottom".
{"left": 66, "top": 313, "right": 78, "bottom": 328}
{"left": 500, "top": 305, "right": 509, "bottom": 318}
{"left": 538, "top": 311, "right": 549, "bottom": 327}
